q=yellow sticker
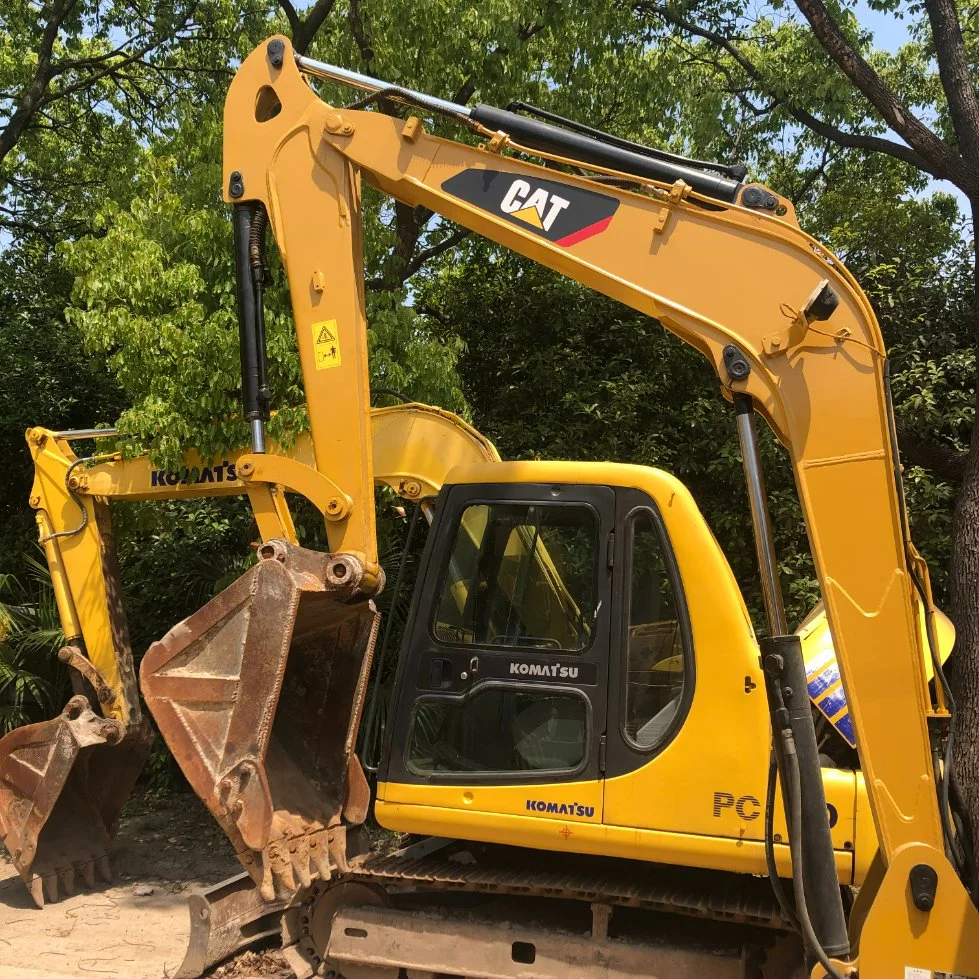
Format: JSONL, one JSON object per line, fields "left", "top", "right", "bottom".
{"left": 312, "top": 319, "right": 341, "bottom": 370}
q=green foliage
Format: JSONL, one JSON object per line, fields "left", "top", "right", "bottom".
{"left": 110, "top": 496, "right": 259, "bottom": 656}
{"left": 0, "top": 241, "right": 127, "bottom": 575}
{"left": 0, "top": 556, "right": 69, "bottom": 734}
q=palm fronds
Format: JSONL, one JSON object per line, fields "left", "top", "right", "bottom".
{"left": 0, "top": 554, "right": 68, "bottom": 735}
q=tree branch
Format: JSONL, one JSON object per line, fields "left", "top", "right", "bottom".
{"left": 793, "top": 0, "right": 974, "bottom": 191}
{"left": 347, "top": 0, "right": 375, "bottom": 70}
{"left": 404, "top": 227, "right": 471, "bottom": 278}
{"left": 0, "top": 0, "right": 76, "bottom": 168}
{"left": 366, "top": 227, "right": 471, "bottom": 291}
{"left": 638, "top": 2, "right": 942, "bottom": 178}
{"left": 896, "top": 419, "right": 968, "bottom": 483}
{"left": 923, "top": 0, "right": 979, "bottom": 171}
{"left": 292, "top": 0, "right": 338, "bottom": 55}
{"left": 40, "top": 29, "right": 186, "bottom": 107}
{"left": 788, "top": 103, "right": 943, "bottom": 178}
{"left": 277, "top": 0, "right": 303, "bottom": 41}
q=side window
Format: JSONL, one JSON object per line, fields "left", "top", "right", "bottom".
{"left": 407, "top": 688, "right": 588, "bottom": 774}
{"left": 432, "top": 503, "right": 598, "bottom": 652}
{"left": 624, "top": 510, "right": 687, "bottom": 748}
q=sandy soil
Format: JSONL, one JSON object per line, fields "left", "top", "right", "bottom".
{"left": 0, "top": 791, "right": 259, "bottom": 979}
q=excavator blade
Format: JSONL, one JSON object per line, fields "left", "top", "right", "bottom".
{"left": 0, "top": 695, "right": 152, "bottom": 906}
{"left": 175, "top": 871, "right": 290, "bottom": 978}
{"left": 141, "top": 539, "right": 380, "bottom": 903}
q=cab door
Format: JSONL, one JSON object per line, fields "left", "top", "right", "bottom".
{"left": 380, "top": 481, "right": 614, "bottom": 815}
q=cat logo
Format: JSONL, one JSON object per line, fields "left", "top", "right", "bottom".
{"left": 441, "top": 168, "right": 619, "bottom": 247}
{"left": 500, "top": 179, "right": 570, "bottom": 232}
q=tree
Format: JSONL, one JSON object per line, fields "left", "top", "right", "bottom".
{"left": 0, "top": 555, "right": 69, "bottom": 734}
{"left": 0, "top": 0, "right": 257, "bottom": 572}
{"left": 0, "top": 1, "right": 246, "bottom": 239}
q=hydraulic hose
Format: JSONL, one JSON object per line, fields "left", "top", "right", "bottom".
{"left": 783, "top": 728, "right": 847, "bottom": 979}
{"left": 765, "top": 748, "right": 800, "bottom": 931}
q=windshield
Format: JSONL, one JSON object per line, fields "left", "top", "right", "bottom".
{"left": 432, "top": 502, "right": 599, "bottom": 652}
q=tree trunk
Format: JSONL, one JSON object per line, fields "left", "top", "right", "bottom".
{"left": 949, "top": 225, "right": 979, "bottom": 845}
{"left": 951, "top": 441, "right": 979, "bottom": 839}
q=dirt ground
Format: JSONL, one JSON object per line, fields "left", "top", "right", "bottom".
{"left": 0, "top": 791, "right": 288, "bottom": 979}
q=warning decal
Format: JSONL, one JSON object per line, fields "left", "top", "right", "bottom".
{"left": 312, "top": 319, "right": 341, "bottom": 370}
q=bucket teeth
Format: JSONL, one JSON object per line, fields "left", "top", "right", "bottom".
{"left": 80, "top": 859, "right": 96, "bottom": 890}
{"left": 28, "top": 874, "right": 44, "bottom": 908}
{"left": 257, "top": 855, "right": 276, "bottom": 903}
{"left": 58, "top": 867, "right": 76, "bottom": 897}
{"left": 294, "top": 840, "right": 312, "bottom": 890}
{"left": 273, "top": 849, "right": 297, "bottom": 896}
{"left": 309, "top": 829, "right": 334, "bottom": 881}
{"left": 42, "top": 874, "right": 58, "bottom": 904}
{"left": 310, "top": 837, "right": 333, "bottom": 881}
{"left": 96, "top": 854, "right": 112, "bottom": 883}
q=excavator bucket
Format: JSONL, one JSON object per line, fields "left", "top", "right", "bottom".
{"left": 0, "top": 695, "right": 152, "bottom": 905}
{"left": 141, "top": 539, "right": 380, "bottom": 903}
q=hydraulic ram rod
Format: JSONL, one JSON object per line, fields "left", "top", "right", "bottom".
{"left": 294, "top": 55, "right": 744, "bottom": 201}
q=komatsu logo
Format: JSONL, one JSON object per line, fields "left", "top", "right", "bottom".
{"left": 509, "top": 662, "right": 578, "bottom": 679}
{"left": 526, "top": 799, "right": 595, "bottom": 818}
{"left": 150, "top": 461, "right": 240, "bottom": 488}
{"left": 500, "top": 179, "right": 570, "bottom": 232}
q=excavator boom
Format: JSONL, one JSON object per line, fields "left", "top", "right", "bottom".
{"left": 227, "top": 37, "right": 939, "bottom": 865}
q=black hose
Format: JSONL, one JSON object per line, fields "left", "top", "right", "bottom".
{"left": 884, "top": 364, "right": 969, "bottom": 890}
{"left": 38, "top": 457, "right": 95, "bottom": 543}
{"left": 343, "top": 85, "right": 479, "bottom": 133}
{"left": 765, "top": 748, "right": 800, "bottom": 930}
{"left": 504, "top": 99, "right": 746, "bottom": 181}
{"left": 950, "top": 767, "right": 979, "bottom": 902}
{"left": 907, "top": 556, "right": 969, "bottom": 882}
{"left": 783, "top": 730, "right": 847, "bottom": 979}
{"left": 371, "top": 387, "right": 414, "bottom": 405}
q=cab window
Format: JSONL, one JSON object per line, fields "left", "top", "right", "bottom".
{"left": 407, "top": 688, "right": 588, "bottom": 774}
{"left": 432, "top": 503, "right": 598, "bottom": 652}
{"left": 624, "top": 509, "right": 687, "bottom": 748}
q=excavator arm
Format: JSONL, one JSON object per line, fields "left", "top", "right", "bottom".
{"left": 227, "top": 36, "right": 937, "bottom": 864}
{"left": 0, "top": 405, "right": 497, "bottom": 904}
{"left": 207, "top": 36, "right": 973, "bottom": 974}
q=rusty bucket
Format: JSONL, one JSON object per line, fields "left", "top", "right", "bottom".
{"left": 140, "top": 540, "right": 380, "bottom": 901}
{"left": 0, "top": 696, "right": 151, "bottom": 905}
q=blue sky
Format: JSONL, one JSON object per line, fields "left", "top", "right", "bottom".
{"left": 852, "top": 0, "right": 972, "bottom": 218}
{"left": 855, "top": 0, "right": 906, "bottom": 52}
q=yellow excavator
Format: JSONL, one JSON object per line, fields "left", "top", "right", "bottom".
{"left": 2, "top": 33, "right": 978, "bottom": 978}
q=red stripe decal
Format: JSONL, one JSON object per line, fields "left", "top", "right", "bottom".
{"left": 555, "top": 214, "right": 614, "bottom": 247}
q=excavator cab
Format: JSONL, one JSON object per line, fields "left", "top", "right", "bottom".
{"left": 374, "top": 465, "right": 866, "bottom": 884}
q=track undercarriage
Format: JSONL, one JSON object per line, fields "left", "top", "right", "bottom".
{"left": 181, "top": 837, "right": 806, "bottom": 979}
